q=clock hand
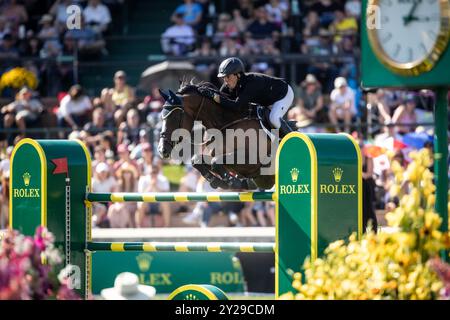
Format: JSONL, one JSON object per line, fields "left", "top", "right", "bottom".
{"left": 408, "top": 15, "right": 432, "bottom": 23}
{"left": 403, "top": 0, "right": 420, "bottom": 26}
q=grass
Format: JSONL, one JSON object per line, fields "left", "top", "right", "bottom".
{"left": 162, "top": 164, "right": 186, "bottom": 189}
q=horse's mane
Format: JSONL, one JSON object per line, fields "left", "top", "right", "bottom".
{"left": 177, "top": 78, "right": 220, "bottom": 95}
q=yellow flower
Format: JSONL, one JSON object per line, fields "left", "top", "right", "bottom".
{"left": 288, "top": 146, "right": 446, "bottom": 300}
{"left": 0, "top": 67, "right": 38, "bottom": 92}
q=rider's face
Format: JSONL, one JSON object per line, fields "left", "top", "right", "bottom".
{"left": 222, "top": 74, "right": 238, "bottom": 89}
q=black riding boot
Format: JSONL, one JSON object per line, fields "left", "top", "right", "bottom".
{"left": 279, "top": 119, "right": 293, "bottom": 139}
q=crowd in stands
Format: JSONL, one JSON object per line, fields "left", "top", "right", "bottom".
{"left": 0, "top": 0, "right": 118, "bottom": 96}
{"left": 0, "top": 1, "right": 447, "bottom": 230}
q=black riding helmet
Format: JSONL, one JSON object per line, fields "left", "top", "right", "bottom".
{"left": 217, "top": 57, "right": 245, "bottom": 78}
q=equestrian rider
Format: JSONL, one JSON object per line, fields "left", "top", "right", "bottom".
{"left": 197, "top": 57, "right": 294, "bottom": 137}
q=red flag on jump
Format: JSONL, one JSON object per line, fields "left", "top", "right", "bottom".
{"left": 51, "top": 158, "right": 68, "bottom": 175}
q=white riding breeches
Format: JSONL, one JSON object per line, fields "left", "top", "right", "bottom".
{"left": 269, "top": 84, "right": 294, "bottom": 128}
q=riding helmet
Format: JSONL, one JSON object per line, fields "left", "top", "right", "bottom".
{"left": 217, "top": 57, "right": 245, "bottom": 77}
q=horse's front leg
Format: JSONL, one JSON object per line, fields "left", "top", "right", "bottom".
{"left": 211, "top": 154, "right": 256, "bottom": 190}
{"left": 191, "top": 154, "right": 230, "bottom": 189}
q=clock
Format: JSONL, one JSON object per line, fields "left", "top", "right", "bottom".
{"left": 367, "top": 0, "right": 450, "bottom": 76}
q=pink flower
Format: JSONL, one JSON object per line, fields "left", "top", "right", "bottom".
{"left": 0, "top": 227, "right": 80, "bottom": 300}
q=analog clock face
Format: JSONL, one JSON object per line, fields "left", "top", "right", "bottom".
{"left": 367, "top": 0, "right": 450, "bottom": 75}
{"left": 377, "top": 0, "right": 441, "bottom": 64}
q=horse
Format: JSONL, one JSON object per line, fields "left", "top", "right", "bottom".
{"left": 157, "top": 79, "right": 276, "bottom": 190}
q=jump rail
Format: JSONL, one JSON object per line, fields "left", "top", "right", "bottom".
{"left": 86, "top": 191, "right": 276, "bottom": 203}
{"left": 87, "top": 241, "right": 276, "bottom": 253}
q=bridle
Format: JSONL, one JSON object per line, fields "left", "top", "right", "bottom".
{"left": 161, "top": 93, "right": 207, "bottom": 149}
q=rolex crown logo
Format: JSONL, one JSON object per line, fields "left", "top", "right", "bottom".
{"left": 333, "top": 167, "right": 343, "bottom": 183}
{"left": 290, "top": 168, "right": 299, "bottom": 183}
{"left": 136, "top": 253, "right": 153, "bottom": 272}
{"left": 23, "top": 172, "right": 31, "bottom": 187}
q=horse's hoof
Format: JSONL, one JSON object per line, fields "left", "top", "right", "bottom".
{"left": 210, "top": 179, "right": 219, "bottom": 189}
{"left": 227, "top": 178, "right": 243, "bottom": 190}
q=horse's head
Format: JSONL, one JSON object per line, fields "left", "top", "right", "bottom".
{"left": 158, "top": 88, "right": 184, "bottom": 159}
{"left": 158, "top": 80, "right": 218, "bottom": 159}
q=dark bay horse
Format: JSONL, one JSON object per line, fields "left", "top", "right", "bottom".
{"left": 158, "top": 80, "right": 275, "bottom": 190}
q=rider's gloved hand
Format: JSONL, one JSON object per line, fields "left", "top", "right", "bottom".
{"left": 197, "top": 87, "right": 216, "bottom": 100}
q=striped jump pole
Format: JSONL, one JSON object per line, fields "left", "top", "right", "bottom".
{"left": 86, "top": 191, "right": 276, "bottom": 203}
{"left": 87, "top": 242, "right": 275, "bottom": 253}
{"left": 10, "top": 133, "right": 362, "bottom": 299}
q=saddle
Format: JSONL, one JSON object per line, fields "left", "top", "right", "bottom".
{"left": 255, "top": 106, "right": 297, "bottom": 139}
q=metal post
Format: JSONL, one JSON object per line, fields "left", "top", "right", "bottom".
{"left": 434, "top": 88, "right": 449, "bottom": 261}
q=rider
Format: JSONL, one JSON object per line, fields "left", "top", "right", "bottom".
{"left": 197, "top": 57, "right": 294, "bottom": 137}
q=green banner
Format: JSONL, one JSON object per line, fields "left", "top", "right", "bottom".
{"left": 92, "top": 252, "right": 246, "bottom": 294}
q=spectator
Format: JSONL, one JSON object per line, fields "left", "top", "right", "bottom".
{"left": 329, "top": 76, "right": 355, "bottom": 133}
{"left": 136, "top": 142, "right": 154, "bottom": 174}
{"left": 246, "top": 6, "right": 279, "bottom": 40}
{"left": 251, "top": 202, "right": 275, "bottom": 227}
{"left": 302, "top": 10, "right": 322, "bottom": 40}
{"left": 177, "top": 166, "right": 200, "bottom": 222}
{"left": 366, "top": 89, "right": 392, "bottom": 133}
{"left": 137, "top": 87, "right": 164, "bottom": 124}
{"left": 91, "top": 145, "right": 107, "bottom": 172}
{"left": 1, "top": 87, "right": 43, "bottom": 139}
{"left": 100, "top": 272, "right": 156, "bottom": 300}
{"left": 83, "top": 0, "right": 112, "bottom": 34}
{"left": 172, "top": 0, "right": 203, "bottom": 31}
{"left": 19, "top": 31, "right": 41, "bottom": 57}
{"left": 264, "top": 0, "right": 289, "bottom": 28}
{"left": 91, "top": 161, "right": 116, "bottom": 228}
{"left": 108, "top": 162, "right": 138, "bottom": 228}
{"left": 101, "top": 70, "right": 136, "bottom": 122}
{"left": 99, "top": 132, "right": 116, "bottom": 161}
{"left": 236, "top": 0, "right": 254, "bottom": 20}
{"left": 213, "top": 13, "right": 239, "bottom": 47}
{"left": 329, "top": 10, "right": 358, "bottom": 45}
{"left": 83, "top": 106, "right": 113, "bottom": 147}
{"left": 161, "top": 12, "right": 195, "bottom": 56}
{"left": 57, "top": 84, "right": 92, "bottom": 135}
{"left": 1, "top": 0, "right": 28, "bottom": 35}
{"left": 392, "top": 95, "right": 418, "bottom": 135}
{"left": 289, "top": 74, "right": 325, "bottom": 127}
{"left": 0, "top": 16, "right": 11, "bottom": 42}
{"left": 113, "top": 143, "right": 139, "bottom": 174}
{"left": 218, "top": 36, "right": 246, "bottom": 57}
{"left": 136, "top": 162, "right": 171, "bottom": 227}
{"left": 374, "top": 122, "right": 402, "bottom": 149}
{"left": 190, "top": 40, "right": 217, "bottom": 83}
{"left": 307, "top": 0, "right": 341, "bottom": 28}
{"left": 0, "top": 33, "right": 19, "bottom": 62}
{"left": 305, "top": 30, "right": 338, "bottom": 92}
{"left": 49, "top": 0, "right": 75, "bottom": 33}
{"left": 64, "top": 16, "right": 106, "bottom": 59}
{"left": 345, "top": 0, "right": 362, "bottom": 19}
{"left": 37, "top": 14, "right": 62, "bottom": 58}
{"left": 117, "top": 108, "right": 146, "bottom": 146}
{"left": 231, "top": 9, "right": 247, "bottom": 33}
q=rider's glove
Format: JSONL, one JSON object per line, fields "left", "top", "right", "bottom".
{"left": 197, "top": 87, "right": 216, "bottom": 100}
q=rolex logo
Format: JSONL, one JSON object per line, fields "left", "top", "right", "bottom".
{"left": 333, "top": 167, "right": 343, "bottom": 183}
{"left": 23, "top": 172, "right": 31, "bottom": 187}
{"left": 290, "top": 168, "right": 299, "bottom": 183}
{"left": 136, "top": 253, "right": 153, "bottom": 272}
